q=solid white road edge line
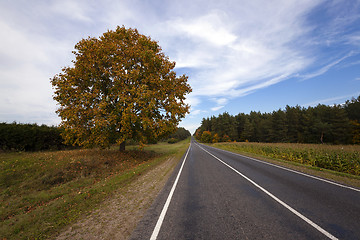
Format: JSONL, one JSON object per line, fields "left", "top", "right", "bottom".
{"left": 150, "top": 144, "right": 191, "bottom": 240}
{"left": 197, "top": 143, "right": 338, "bottom": 240}
{"left": 204, "top": 143, "right": 360, "bottom": 192}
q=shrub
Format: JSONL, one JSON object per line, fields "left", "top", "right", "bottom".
{"left": 168, "top": 138, "right": 179, "bottom": 144}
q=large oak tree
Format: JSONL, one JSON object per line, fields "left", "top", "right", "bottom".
{"left": 51, "top": 26, "right": 191, "bottom": 150}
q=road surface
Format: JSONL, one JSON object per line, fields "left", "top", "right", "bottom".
{"left": 131, "top": 138, "right": 360, "bottom": 239}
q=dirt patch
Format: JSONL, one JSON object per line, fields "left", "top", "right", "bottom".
{"left": 56, "top": 156, "right": 180, "bottom": 240}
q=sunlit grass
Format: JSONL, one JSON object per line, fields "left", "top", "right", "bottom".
{"left": 0, "top": 138, "right": 190, "bottom": 239}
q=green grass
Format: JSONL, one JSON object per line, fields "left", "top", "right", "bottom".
{"left": 0, "top": 138, "right": 190, "bottom": 240}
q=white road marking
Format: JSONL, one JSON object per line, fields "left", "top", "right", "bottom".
{"left": 204, "top": 143, "right": 360, "bottom": 192}
{"left": 197, "top": 143, "right": 338, "bottom": 240}
{"left": 150, "top": 144, "right": 191, "bottom": 240}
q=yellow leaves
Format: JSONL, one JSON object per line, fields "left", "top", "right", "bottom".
{"left": 51, "top": 26, "right": 191, "bottom": 149}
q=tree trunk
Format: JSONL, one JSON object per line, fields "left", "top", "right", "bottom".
{"left": 119, "top": 141, "right": 125, "bottom": 151}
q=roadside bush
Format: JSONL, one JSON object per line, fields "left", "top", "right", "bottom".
{"left": 168, "top": 138, "right": 179, "bottom": 144}
{"left": 201, "top": 131, "right": 213, "bottom": 143}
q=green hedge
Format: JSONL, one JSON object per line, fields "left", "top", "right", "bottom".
{"left": 0, "top": 123, "right": 66, "bottom": 151}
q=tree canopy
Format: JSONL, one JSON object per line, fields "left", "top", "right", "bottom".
{"left": 51, "top": 26, "right": 191, "bottom": 150}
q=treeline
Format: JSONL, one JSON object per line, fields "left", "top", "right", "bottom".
{"left": 0, "top": 122, "right": 192, "bottom": 151}
{"left": 0, "top": 122, "right": 66, "bottom": 151}
{"left": 195, "top": 95, "right": 360, "bottom": 144}
{"left": 167, "top": 127, "right": 191, "bottom": 143}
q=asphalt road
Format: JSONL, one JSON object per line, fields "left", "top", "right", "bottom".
{"left": 131, "top": 138, "right": 360, "bottom": 240}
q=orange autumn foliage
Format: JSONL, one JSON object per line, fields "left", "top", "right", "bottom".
{"left": 51, "top": 26, "right": 191, "bottom": 149}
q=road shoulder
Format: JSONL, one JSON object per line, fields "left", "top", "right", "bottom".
{"left": 56, "top": 155, "right": 182, "bottom": 240}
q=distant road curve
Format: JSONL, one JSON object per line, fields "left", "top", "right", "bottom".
{"left": 131, "top": 138, "right": 360, "bottom": 240}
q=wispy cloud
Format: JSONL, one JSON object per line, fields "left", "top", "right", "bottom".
{"left": 300, "top": 52, "right": 355, "bottom": 81}
{"left": 153, "top": 0, "right": 323, "bottom": 110}
{"left": 347, "top": 34, "right": 360, "bottom": 45}
{"left": 302, "top": 92, "right": 360, "bottom": 107}
{"left": 189, "top": 109, "right": 208, "bottom": 116}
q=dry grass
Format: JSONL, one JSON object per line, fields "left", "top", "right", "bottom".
{"left": 0, "top": 139, "right": 189, "bottom": 240}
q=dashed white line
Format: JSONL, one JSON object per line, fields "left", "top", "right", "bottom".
{"left": 150, "top": 144, "right": 191, "bottom": 240}
{"left": 197, "top": 143, "right": 338, "bottom": 240}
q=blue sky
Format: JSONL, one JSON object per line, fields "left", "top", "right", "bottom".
{"left": 0, "top": 0, "right": 359, "bottom": 134}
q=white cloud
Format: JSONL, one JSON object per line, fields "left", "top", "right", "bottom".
{"left": 184, "top": 95, "right": 200, "bottom": 108}
{"left": 0, "top": 21, "right": 48, "bottom": 65}
{"left": 208, "top": 98, "right": 229, "bottom": 113}
{"left": 190, "top": 110, "right": 202, "bottom": 116}
{"left": 213, "top": 98, "right": 228, "bottom": 106}
{"left": 211, "top": 106, "right": 224, "bottom": 112}
{"left": 188, "top": 109, "right": 208, "bottom": 117}
{"left": 173, "top": 11, "right": 237, "bottom": 47}
{"left": 0, "top": 1, "right": 81, "bottom": 124}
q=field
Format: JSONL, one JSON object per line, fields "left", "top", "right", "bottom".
{"left": 0, "top": 139, "right": 189, "bottom": 240}
{"left": 211, "top": 142, "right": 360, "bottom": 186}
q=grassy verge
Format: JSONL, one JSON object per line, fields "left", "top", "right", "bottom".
{"left": 0, "top": 139, "right": 190, "bottom": 240}
{"left": 210, "top": 142, "right": 360, "bottom": 189}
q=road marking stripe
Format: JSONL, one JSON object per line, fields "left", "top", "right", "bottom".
{"left": 197, "top": 143, "right": 338, "bottom": 240}
{"left": 150, "top": 144, "right": 191, "bottom": 240}
{"left": 203, "top": 143, "right": 360, "bottom": 192}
